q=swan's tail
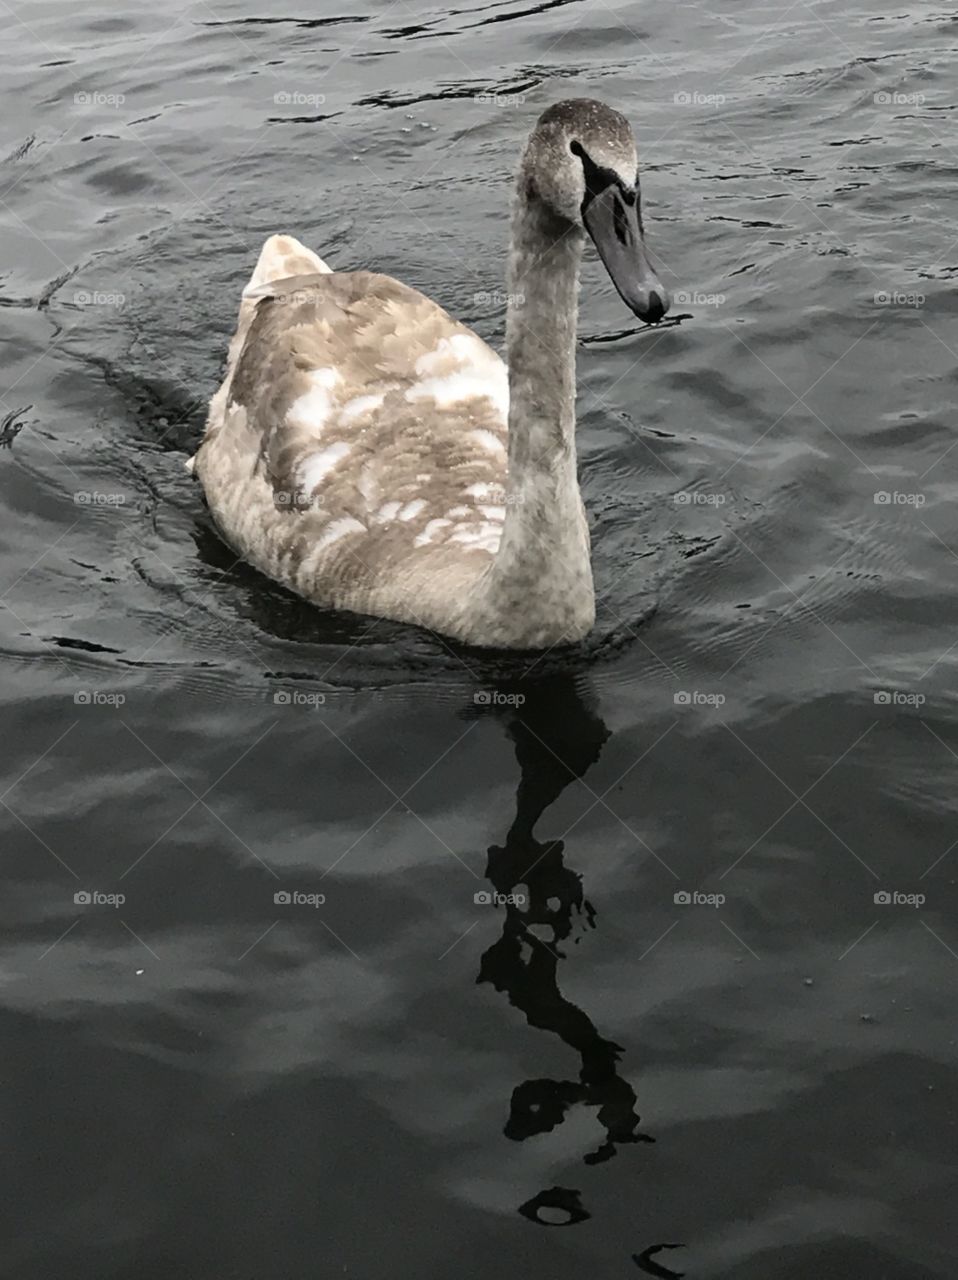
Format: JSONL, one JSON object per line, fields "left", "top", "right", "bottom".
{"left": 242, "top": 234, "right": 332, "bottom": 296}
{"left": 186, "top": 236, "right": 334, "bottom": 474}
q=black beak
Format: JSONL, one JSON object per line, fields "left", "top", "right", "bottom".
{"left": 582, "top": 185, "right": 670, "bottom": 324}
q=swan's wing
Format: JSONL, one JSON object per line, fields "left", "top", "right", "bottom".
{"left": 218, "top": 269, "right": 510, "bottom": 550}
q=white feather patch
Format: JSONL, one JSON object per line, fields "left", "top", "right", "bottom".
{"left": 414, "top": 518, "right": 452, "bottom": 548}
{"left": 340, "top": 392, "right": 386, "bottom": 424}
{"left": 464, "top": 482, "right": 494, "bottom": 500}
{"left": 315, "top": 516, "right": 365, "bottom": 550}
{"left": 470, "top": 429, "right": 506, "bottom": 455}
{"left": 287, "top": 367, "right": 342, "bottom": 433}
{"left": 408, "top": 334, "right": 509, "bottom": 421}
{"left": 449, "top": 522, "right": 502, "bottom": 550}
{"left": 398, "top": 499, "right": 426, "bottom": 521}
{"left": 358, "top": 463, "right": 379, "bottom": 508}
{"left": 299, "top": 441, "right": 351, "bottom": 493}
{"left": 373, "top": 501, "right": 402, "bottom": 524}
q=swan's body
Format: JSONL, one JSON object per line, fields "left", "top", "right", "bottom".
{"left": 190, "top": 99, "right": 669, "bottom": 648}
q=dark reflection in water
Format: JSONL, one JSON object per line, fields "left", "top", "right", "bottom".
{"left": 476, "top": 675, "right": 660, "bottom": 1238}
{"left": 633, "top": 1243, "right": 687, "bottom": 1278}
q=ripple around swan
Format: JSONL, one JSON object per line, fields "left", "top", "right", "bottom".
{"left": 2, "top": 0, "right": 958, "bottom": 1276}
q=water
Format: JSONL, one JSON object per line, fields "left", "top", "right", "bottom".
{"left": 2, "top": 1, "right": 957, "bottom": 1275}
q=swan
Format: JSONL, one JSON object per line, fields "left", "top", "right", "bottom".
{"left": 189, "top": 98, "right": 670, "bottom": 649}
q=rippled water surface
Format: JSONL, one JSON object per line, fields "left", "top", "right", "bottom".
{"left": 3, "top": 1, "right": 958, "bottom": 1276}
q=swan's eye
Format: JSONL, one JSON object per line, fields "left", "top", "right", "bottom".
{"left": 570, "top": 139, "right": 585, "bottom": 158}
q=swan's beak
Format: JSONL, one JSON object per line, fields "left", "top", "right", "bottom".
{"left": 582, "top": 185, "right": 670, "bottom": 325}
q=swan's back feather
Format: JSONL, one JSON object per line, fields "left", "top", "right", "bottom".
{"left": 230, "top": 270, "right": 508, "bottom": 517}
{"left": 194, "top": 251, "right": 510, "bottom": 623}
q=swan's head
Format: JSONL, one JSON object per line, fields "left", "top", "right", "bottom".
{"left": 522, "top": 98, "right": 670, "bottom": 325}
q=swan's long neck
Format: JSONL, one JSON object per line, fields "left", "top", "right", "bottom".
{"left": 473, "top": 188, "right": 595, "bottom": 646}
{"left": 504, "top": 195, "right": 582, "bottom": 472}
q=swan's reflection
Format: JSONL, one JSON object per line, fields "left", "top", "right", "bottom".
{"left": 475, "top": 673, "right": 652, "bottom": 1202}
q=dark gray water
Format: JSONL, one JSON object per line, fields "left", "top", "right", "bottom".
{"left": 2, "top": 1, "right": 957, "bottom": 1276}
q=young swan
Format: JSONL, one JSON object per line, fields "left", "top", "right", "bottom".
{"left": 190, "top": 98, "right": 670, "bottom": 649}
